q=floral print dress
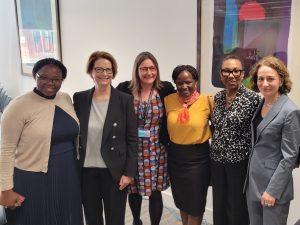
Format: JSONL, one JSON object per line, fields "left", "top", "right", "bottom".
{"left": 128, "top": 93, "right": 169, "bottom": 196}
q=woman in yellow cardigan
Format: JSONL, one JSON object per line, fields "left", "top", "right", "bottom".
{"left": 164, "top": 65, "right": 213, "bottom": 225}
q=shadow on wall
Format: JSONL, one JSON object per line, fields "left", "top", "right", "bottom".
{"left": 0, "top": 84, "right": 11, "bottom": 224}
{"left": 0, "top": 84, "right": 12, "bottom": 113}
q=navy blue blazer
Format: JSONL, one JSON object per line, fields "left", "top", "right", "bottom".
{"left": 73, "top": 86, "right": 138, "bottom": 182}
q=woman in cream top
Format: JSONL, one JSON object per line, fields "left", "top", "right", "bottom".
{"left": 0, "top": 58, "right": 83, "bottom": 225}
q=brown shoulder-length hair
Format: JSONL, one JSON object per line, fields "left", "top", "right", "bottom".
{"left": 129, "top": 51, "right": 163, "bottom": 91}
{"left": 86, "top": 51, "right": 118, "bottom": 78}
{"left": 249, "top": 56, "right": 292, "bottom": 94}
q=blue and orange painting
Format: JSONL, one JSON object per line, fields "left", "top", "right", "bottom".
{"left": 17, "top": 0, "right": 58, "bottom": 66}
{"left": 212, "top": 0, "right": 291, "bottom": 88}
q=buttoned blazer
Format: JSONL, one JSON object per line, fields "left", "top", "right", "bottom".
{"left": 245, "top": 94, "right": 300, "bottom": 203}
{"left": 73, "top": 86, "right": 138, "bottom": 182}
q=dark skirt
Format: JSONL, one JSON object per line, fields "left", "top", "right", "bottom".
{"left": 168, "top": 141, "right": 210, "bottom": 216}
{"left": 5, "top": 142, "right": 84, "bottom": 225}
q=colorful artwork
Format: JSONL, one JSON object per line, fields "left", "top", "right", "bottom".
{"left": 15, "top": 0, "right": 61, "bottom": 75}
{"left": 212, "top": 0, "right": 291, "bottom": 87}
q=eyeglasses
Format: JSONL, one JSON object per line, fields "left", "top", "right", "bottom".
{"left": 221, "top": 69, "right": 244, "bottom": 78}
{"left": 139, "top": 66, "right": 157, "bottom": 73}
{"left": 94, "top": 67, "right": 113, "bottom": 74}
{"left": 36, "top": 73, "right": 64, "bottom": 84}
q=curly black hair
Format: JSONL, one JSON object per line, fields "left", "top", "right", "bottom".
{"left": 172, "top": 65, "right": 199, "bottom": 82}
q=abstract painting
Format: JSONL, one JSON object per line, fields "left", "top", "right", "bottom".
{"left": 211, "top": 0, "right": 291, "bottom": 87}
{"left": 15, "top": 0, "right": 61, "bottom": 75}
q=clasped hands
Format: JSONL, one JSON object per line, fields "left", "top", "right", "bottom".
{"left": 0, "top": 189, "right": 25, "bottom": 209}
{"left": 261, "top": 191, "right": 276, "bottom": 207}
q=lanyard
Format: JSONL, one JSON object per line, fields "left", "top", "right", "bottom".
{"left": 138, "top": 88, "right": 153, "bottom": 126}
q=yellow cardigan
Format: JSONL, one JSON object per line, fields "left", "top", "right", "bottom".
{"left": 164, "top": 93, "right": 213, "bottom": 145}
{"left": 0, "top": 91, "right": 79, "bottom": 191}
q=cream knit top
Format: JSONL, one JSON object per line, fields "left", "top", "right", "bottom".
{"left": 0, "top": 91, "right": 79, "bottom": 191}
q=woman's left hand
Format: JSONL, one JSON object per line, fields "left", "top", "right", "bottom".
{"left": 119, "top": 175, "right": 133, "bottom": 190}
{"left": 261, "top": 191, "right": 276, "bottom": 207}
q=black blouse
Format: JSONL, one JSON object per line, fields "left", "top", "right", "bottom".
{"left": 210, "top": 85, "right": 261, "bottom": 163}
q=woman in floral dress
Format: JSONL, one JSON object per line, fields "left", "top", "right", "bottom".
{"left": 117, "top": 51, "right": 175, "bottom": 225}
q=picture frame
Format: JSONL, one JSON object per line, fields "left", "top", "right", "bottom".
{"left": 15, "top": 0, "right": 61, "bottom": 75}
{"left": 198, "top": 0, "right": 292, "bottom": 89}
{"left": 196, "top": 0, "right": 201, "bottom": 91}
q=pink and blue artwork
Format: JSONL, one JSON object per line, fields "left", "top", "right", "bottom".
{"left": 212, "top": 0, "right": 291, "bottom": 88}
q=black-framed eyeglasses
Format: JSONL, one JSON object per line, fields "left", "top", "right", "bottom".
{"left": 94, "top": 67, "right": 113, "bottom": 74}
{"left": 220, "top": 69, "right": 244, "bottom": 78}
{"left": 36, "top": 73, "right": 64, "bottom": 84}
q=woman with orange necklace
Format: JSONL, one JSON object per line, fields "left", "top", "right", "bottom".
{"left": 164, "top": 65, "right": 213, "bottom": 225}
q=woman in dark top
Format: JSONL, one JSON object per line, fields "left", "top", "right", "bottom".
{"left": 0, "top": 58, "right": 83, "bottom": 225}
{"left": 73, "top": 51, "right": 138, "bottom": 225}
{"left": 210, "top": 55, "right": 261, "bottom": 225}
{"left": 117, "top": 51, "right": 175, "bottom": 225}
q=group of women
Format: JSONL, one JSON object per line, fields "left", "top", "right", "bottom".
{"left": 0, "top": 51, "right": 299, "bottom": 225}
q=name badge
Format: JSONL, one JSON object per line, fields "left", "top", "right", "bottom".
{"left": 138, "top": 128, "right": 150, "bottom": 138}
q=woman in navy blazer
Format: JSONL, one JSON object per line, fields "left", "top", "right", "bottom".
{"left": 246, "top": 56, "right": 300, "bottom": 225}
{"left": 73, "top": 51, "right": 138, "bottom": 225}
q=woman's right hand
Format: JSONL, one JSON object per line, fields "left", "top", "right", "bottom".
{"left": 0, "top": 189, "right": 25, "bottom": 209}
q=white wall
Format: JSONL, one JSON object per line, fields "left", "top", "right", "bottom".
{"left": 0, "top": 0, "right": 299, "bottom": 224}
{"left": 0, "top": 0, "right": 33, "bottom": 97}
{"left": 286, "top": 2, "right": 300, "bottom": 223}
{"left": 59, "top": 0, "right": 197, "bottom": 95}
{"left": 0, "top": 0, "right": 197, "bottom": 97}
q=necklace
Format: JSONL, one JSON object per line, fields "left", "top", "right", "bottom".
{"left": 263, "top": 103, "right": 274, "bottom": 108}
{"left": 139, "top": 87, "right": 154, "bottom": 102}
{"left": 263, "top": 95, "right": 280, "bottom": 108}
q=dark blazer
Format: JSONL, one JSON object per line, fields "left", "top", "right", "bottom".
{"left": 245, "top": 94, "right": 300, "bottom": 204}
{"left": 116, "top": 81, "right": 175, "bottom": 146}
{"left": 296, "top": 148, "right": 300, "bottom": 168}
{"left": 73, "top": 86, "right": 138, "bottom": 182}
